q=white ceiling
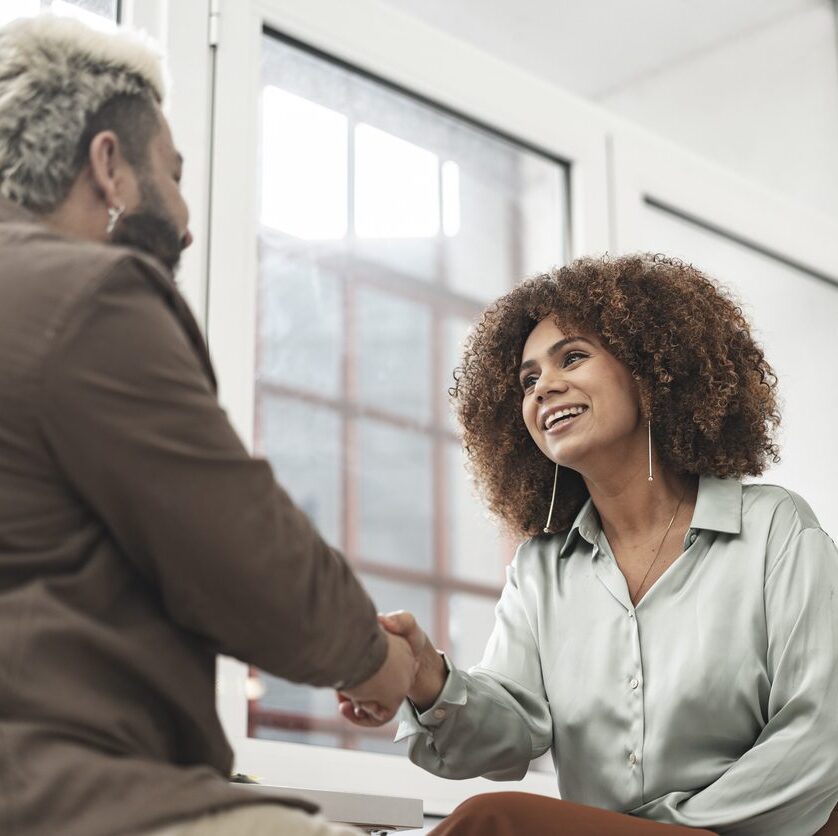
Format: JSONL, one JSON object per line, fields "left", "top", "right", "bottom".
{"left": 378, "top": 0, "right": 824, "bottom": 98}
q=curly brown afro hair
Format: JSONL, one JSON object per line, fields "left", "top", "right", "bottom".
{"left": 451, "top": 253, "right": 782, "bottom": 538}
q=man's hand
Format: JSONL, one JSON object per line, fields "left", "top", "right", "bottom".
{"left": 379, "top": 610, "right": 447, "bottom": 712}
{"left": 338, "top": 630, "right": 418, "bottom": 727}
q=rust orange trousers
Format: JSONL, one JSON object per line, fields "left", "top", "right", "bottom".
{"left": 427, "top": 792, "right": 838, "bottom": 836}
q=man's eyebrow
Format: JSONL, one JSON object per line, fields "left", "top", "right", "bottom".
{"left": 518, "top": 336, "right": 591, "bottom": 375}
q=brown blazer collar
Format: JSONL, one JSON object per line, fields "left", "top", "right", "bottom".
{"left": 0, "top": 195, "right": 217, "bottom": 393}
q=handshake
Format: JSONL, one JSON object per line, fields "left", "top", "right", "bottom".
{"left": 337, "top": 611, "right": 448, "bottom": 727}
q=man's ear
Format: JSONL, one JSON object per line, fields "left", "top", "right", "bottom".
{"left": 87, "top": 130, "right": 132, "bottom": 208}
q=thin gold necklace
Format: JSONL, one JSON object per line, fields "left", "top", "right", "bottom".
{"left": 629, "top": 486, "right": 687, "bottom": 602}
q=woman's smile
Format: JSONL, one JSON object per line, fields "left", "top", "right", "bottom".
{"left": 544, "top": 405, "right": 589, "bottom": 436}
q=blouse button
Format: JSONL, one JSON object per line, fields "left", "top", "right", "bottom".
{"left": 628, "top": 752, "right": 638, "bottom": 765}
{"left": 432, "top": 708, "right": 447, "bottom": 720}
{"left": 629, "top": 678, "right": 639, "bottom": 689}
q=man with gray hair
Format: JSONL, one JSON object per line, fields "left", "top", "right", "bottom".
{"left": 0, "top": 14, "right": 416, "bottom": 836}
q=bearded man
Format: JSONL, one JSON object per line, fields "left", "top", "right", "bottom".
{"left": 0, "top": 15, "right": 415, "bottom": 836}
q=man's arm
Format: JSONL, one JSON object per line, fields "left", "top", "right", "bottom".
{"left": 38, "top": 256, "right": 388, "bottom": 690}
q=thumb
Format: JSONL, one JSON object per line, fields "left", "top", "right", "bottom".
{"left": 378, "top": 610, "right": 416, "bottom": 636}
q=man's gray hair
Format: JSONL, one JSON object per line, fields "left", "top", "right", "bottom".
{"left": 0, "top": 14, "right": 165, "bottom": 212}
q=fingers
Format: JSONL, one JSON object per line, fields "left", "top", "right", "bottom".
{"left": 338, "top": 698, "right": 396, "bottom": 728}
{"left": 339, "top": 626, "right": 419, "bottom": 729}
{"left": 337, "top": 691, "right": 395, "bottom": 727}
{"left": 339, "top": 699, "right": 375, "bottom": 726}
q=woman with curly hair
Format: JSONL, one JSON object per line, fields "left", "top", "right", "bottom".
{"left": 343, "top": 253, "right": 838, "bottom": 835}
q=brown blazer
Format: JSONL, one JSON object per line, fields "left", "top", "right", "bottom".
{"left": 0, "top": 197, "right": 386, "bottom": 836}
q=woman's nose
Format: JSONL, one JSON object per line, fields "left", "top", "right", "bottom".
{"left": 534, "top": 374, "right": 567, "bottom": 402}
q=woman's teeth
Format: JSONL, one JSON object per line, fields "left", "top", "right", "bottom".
{"left": 545, "top": 406, "right": 588, "bottom": 430}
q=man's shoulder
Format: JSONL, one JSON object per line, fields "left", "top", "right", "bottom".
{"left": 0, "top": 222, "right": 174, "bottom": 324}
{"left": 0, "top": 222, "right": 209, "bottom": 387}
{"left": 0, "top": 221, "right": 168, "bottom": 300}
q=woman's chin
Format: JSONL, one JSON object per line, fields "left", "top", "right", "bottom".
{"left": 546, "top": 443, "right": 585, "bottom": 470}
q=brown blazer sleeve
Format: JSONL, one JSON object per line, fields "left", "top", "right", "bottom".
{"left": 37, "top": 255, "right": 387, "bottom": 689}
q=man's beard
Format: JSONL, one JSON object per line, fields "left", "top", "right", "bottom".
{"left": 110, "top": 181, "right": 184, "bottom": 274}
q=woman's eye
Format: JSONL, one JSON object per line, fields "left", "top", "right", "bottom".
{"left": 521, "top": 374, "right": 538, "bottom": 391}
{"left": 563, "top": 351, "right": 586, "bottom": 367}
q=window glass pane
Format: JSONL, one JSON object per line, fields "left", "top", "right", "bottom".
{"left": 446, "top": 443, "right": 509, "bottom": 586}
{"left": 448, "top": 593, "right": 498, "bottom": 669}
{"left": 261, "top": 87, "right": 348, "bottom": 240}
{"left": 259, "top": 395, "right": 342, "bottom": 548}
{"left": 355, "top": 124, "right": 440, "bottom": 239}
{"left": 357, "top": 287, "right": 432, "bottom": 423}
{"left": 360, "top": 575, "right": 435, "bottom": 643}
{"left": 444, "top": 316, "right": 472, "bottom": 433}
{"left": 444, "top": 139, "right": 566, "bottom": 303}
{"left": 51, "top": 0, "right": 116, "bottom": 21}
{"left": 257, "top": 677, "right": 338, "bottom": 721}
{"left": 1, "top": 0, "right": 118, "bottom": 27}
{"left": 0, "top": 0, "right": 39, "bottom": 24}
{"left": 258, "top": 249, "right": 343, "bottom": 399}
{"left": 249, "top": 662, "right": 346, "bottom": 746}
{"left": 358, "top": 420, "right": 433, "bottom": 571}
{"left": 441, "top": 161, "right": 461, "bottom": 237}
{"left": 250, "top": 32, "right": 568, "bottom": 752}
{"left": 518, "top": 157, "right": 567, "bottom": 277}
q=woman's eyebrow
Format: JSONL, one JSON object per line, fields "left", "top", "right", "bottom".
{"left": 519, "top": 336, "right": 590, "bottom": 375}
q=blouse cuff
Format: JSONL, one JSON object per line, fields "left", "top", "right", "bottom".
{"left": 394, "top": 652, "right": 466, "bottom": 742}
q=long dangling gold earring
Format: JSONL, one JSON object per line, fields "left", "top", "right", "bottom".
{"left": 543, "top": 462, "right": 559, "bottom": 533}
{"left": 647, "top": 419, "right": 654, "bottom": 482}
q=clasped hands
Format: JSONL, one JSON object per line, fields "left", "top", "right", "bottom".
{"left": 337, "top": 611, "right": 447, "bottom": 727}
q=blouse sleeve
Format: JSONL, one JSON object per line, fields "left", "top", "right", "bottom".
{"left": 394, "top": 554, "right": 553, "bottom": 781}
{"left": 633, "top": 526, "right": 838, "bottom": 836}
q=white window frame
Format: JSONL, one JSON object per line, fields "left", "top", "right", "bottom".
{"left": 127, "top": 0, "right": 838, "bottom": 816}
{"left": 201, "top": 0, "right": 609, "bottom": 812}
{"left": 121, "top": 0, "right": 215, "bottom": 328}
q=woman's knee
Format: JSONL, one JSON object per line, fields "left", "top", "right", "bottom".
{"left": 443, "top": 791, "right": 552, "bottom": 829}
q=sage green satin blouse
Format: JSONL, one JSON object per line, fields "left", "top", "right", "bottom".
{"left": 396, "top": 475, "right": 838, "bottom": 835}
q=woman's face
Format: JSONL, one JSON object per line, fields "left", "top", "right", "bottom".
{"left": 519, "top": 317, "right": 643, "bottom": 473}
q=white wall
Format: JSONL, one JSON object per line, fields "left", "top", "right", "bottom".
{"left": 379, "top": 0, "right": 838, "bottom": 220}
{"left": 600, "top": 1, "right": 838, "bottom": 218}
